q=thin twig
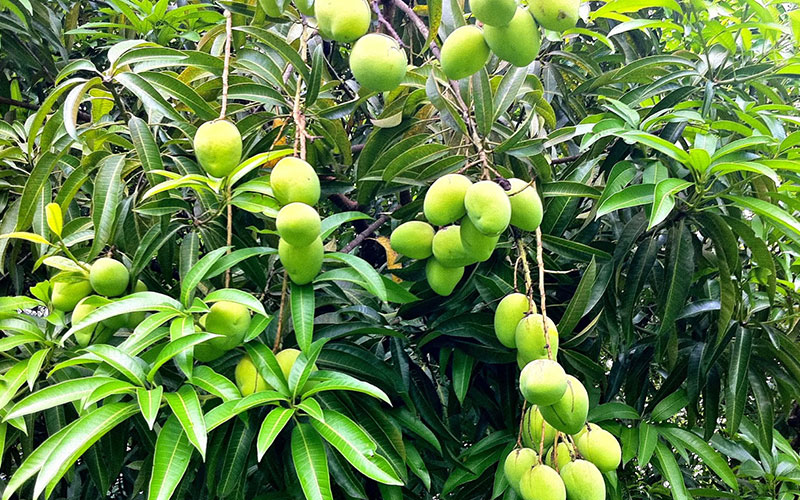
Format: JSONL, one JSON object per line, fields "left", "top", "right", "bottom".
{"left": 273, "top": 272, "right": 289, "bottom": 352}
{"left": 391, "top": 0, "right": 440, "bottom": 58}
{"left": 517, "top": 239, "right": 535, "bottom": 314}
{"left": 372, "top": 0, "right": 407, "bottom": 47}
{"left": 535, "top": 220, "right": 553, "bottom": 360}
{"left": 515, "top": 400, "right": 528, "bottom": 448}
{"left": 551, "top": 154, "right": 581, "bottom": 165}
{"left": 219, "top": 9, "right": 233, "bottom": 119}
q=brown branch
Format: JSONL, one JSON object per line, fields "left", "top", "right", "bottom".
{"left": 219, "top": 9, "right": 233, "bottom": 119}
{"left": 372, "top": 0, "right": 407, "bottom": 47}
{"left": 391, "top": 0, "right": 441, "bottom": 59}
{"left": 551, "top": 154, "right": 581, "bottom": 165}
{"left": 0, "top": 96, "right": 36, "bottom": 111}
{"left": 273, "top": 271, "right": 289, "bottom": 352}
{"left": 341, "top": 213, "right": 390, "bottom": 253}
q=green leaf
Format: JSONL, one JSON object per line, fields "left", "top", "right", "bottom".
{"left": 115, "top": 72, "right": 183, "bottom": 122}
{"left": 292, "top": 423, "right": 333, "bottom": 500}
{"left": 451, "top": 349, "right": 474, "bottom": 405}
{"left": 324, "top": 253, "right": 387, "bottom": 301}
{"left": 747, "top": 368, "right": 774, "bottom": 452}
{"left": 137, "top": 386, "right": 164, "bottom": 430}
{"left": 235, "top": 27, "right": 310, "bottom": 81}
{"left": 302, "top": 371, "right": 391, "bottom": 405}
{"left": 658, "top": 221, "right": 694, "bottom": 336}
{"left": 726, "top": 328, "right": 752, "bottom": 435}
{"left": 180, "top": 246, "right": 229, "bottom": 307}
{"left": 89, "top": 154, "right": 126, "bottom": 258}
{"left": 164, "top": 385, "right": 207, "bottom": 459}
{"left": 649, "top": 179, "right": 692, "bottom": 229}
{"left": 147, "top": 332, "right": 220, "bottom": 381}
{"left": 319, "top": 212, "right": 372, "bottom": 240}
{"left": 426, "top": 0, "right": 442, "bottom": 46}
{"left": 493, "top": 66, "right": 527, "bottom": 120}
{"left": 306, "top": 44, "right": 323, "bottom": 107}
{"left": 558, "top": 258, "right": 597, "bottom": 338}
{"left": 620, "top": 130, "right": 690, "bottom": 163}
{"left": 83, "top": 344, "right": 148, "bottom": 386}
{"left": 472, "top": 69, "right": 492, "bottom": 137}
{"left": 217, "top": 417, "right": 256, "bottom": 497}
{"left": 0, "top": 231, "right": 52, "bottom": 246}
{"left": 722, "top": 195, "right": 800, "bottom": 244}
{"left": 6, "top": 376, "right": 120, "bottom": 419}
{"left": 191, "top": 365, "right": 241, "bottom": 401}
{"left": 708, "top": 161, "right": 779, "bottom": 184}
{"left": 16, "top": 153, "right": 59, "bottom": 232}
{"left": 653, "top": 441, "right": 690, "bottom": 500}
{"left": 65, "top": 292, "right": 182, "bottom": 340}
{"left": 257, "top": 406, "right": 295, "bottom": 460}
{"left": 244, "top": 342, "right": 290, "bottom": 396}
{"left": 637, "top": 421, "right": 657, "bottom": 467}
{"left": 596, "top": 184, "right": 655, "bottom": 217}
{"left": 63, "top": 77, "right": 101, "bottom": 140}
{"left": 203, "top": 288, "right": 267, "bottom": 317}
{"left": 45, "top": 203, "right": 63, "bottom": 237}
{"left": 149, "top": 415, "right": 194, "bottom": 500}
{"left": 291, "top": 282, "right": 315, "bottom": 353}
{"left": 311, "top": 409, "right": 403, "bottom": 485}
{"left": 541, "top": 181, "right": 601, "bottom": 199}
{"left": 658, "top": 426, "right": 738, "bottom": 492}
{"left": 650, "top": 389, "right": 689, "bottom": 422}
{"left": 128, "top": 116, "right": 164, "bottom": 186}
{"left": 34, "top": 402, "right": 138, "bottom": 499}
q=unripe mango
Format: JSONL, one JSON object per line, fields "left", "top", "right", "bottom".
{"left": 315, "top": 0, "right": 371, "bottom": 42}
{"left": 51, "top": 273, "right": 92, "bottom": 312}
{"left": 470, "top": 0, "right": 516, "bottom": 27}
{"left": 559, "top": 460, "right": 605, "bottom": 500}
{"left": 520, "top": 359, "right": 567, "bottom": 406}
{"left": 350, "top": 34, "right": 408, "bottom": 92}
{"left": 519, "top": 464, "right": 566, "bottom": 500}
{"left": 423, "top": 174, "right": 472, "bottom": 226}
{"left": 194, "top": 120, "right": 242, "bottom": 178}
{"left": 483, "top": 8, "right": 541, "bottom": 67}
{"left": 432, "top": 226, "right": 476, "bottom": 268}
{"left": 440, "top": 25, "right": 490, "bottom": 80}
{"left": 89, "top": 258, "right": 130, "bottom": 297}
{"left": 279, "top": 236, "right": 324, "bottom": 285}
{"left": 195, "top": 342, "right": 226, "bottom": 362}
{"left": 515, "top": 314, "right": 559, "bottom": 365}
{"left": 275, "top": 348, "right": 318, "bottom": 383}
{"left": 522, "top": 405, "right": 556, "bottom": 450}
{"left": 205, "top": 300, "right": 251, "bottom": 351}
{"left": 261, "top": 0, "right": 282, "bottom": 17}
{"left": 530, "top": 0, "right": 580, "bottom": 32}
{"left": 508, "top": 178, "right": 544, "bottom": 232}
{"left": 494, "top": 293, "right": 534, "bottom": 348}
{"left": 72, "top": 296, "right": 101, "bottom": 347}
{"left": 545, "top": 441, "right": 575, "bottom": 470}
{"left": 390, "top": 221, "right": 435, "bottom": 259}
{"left": 464, "top": 181, "right": 511, "bottom": 235}
{"left": 425, "top": 258, "right": 464, "bottom": 296}
{"left": 504, "top": 448, "right": 538, "bottom": 494}
{"left": 271, "top": 157, "right": 320, "bottom": 206}
{"left": 276, "top": 202, "right": 321, "bottom": 246}
{"left": 539, "top": 375, "right": 589, "bottom": 435}
{"left": 235, "top": 355, "right": 268, "bottom": 396}
{"left": 459, "top": 216, "right": 499, "bottom": 262}
{"left": 574, "top": 423, "right": 621, "bottom": 472}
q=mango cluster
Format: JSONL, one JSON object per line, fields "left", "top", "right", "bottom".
{"left": 50, "top": 258, "right": 147, "bottom": 347}
{"left": 495, "top": 305, "right": 621, "bottom": 500}
{"left": 439, "top": 0, "right": 579, "bottom": 81}
{"left": 309, "top": 0, "right": 408, "bottom": 92}
{"left": 390, "top": 175, "right": 542, "bottom": 296}
{"left": 272, "top": 157, "right": 324, "bottom": 285}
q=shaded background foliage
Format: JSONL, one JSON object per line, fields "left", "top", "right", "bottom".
{"left": 0, "top": 0, "right": 800, "bottom": 499}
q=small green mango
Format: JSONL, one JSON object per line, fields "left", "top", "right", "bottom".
{"left": 504, "top": 448, "right": 538, "bottom": 494}
{"left": 279, "top": 236, "right": 324, "bottom": 285}
{"left": 539, "top": 375, "right": 589, "bottom": 435}
{"left": 350, "top": 34, "right": 408, "bottom": 92}
{"left": 508, "top": 178, "right": 544, "bottom": 232}
{"left": 464, "top": 180, "right": 511, "bottom": 235}
{"left": 574, "top": 423, "right": 621, "bottom": 472}
{"left": 425, "top": 258, "right": 464, "bottom": 296}
{"left": 432, "top": 226, "right": 476, "bottom": 268}
{"left": 194, "top": 120, "right": 242, "bottom": 178}
{"left": 89, "top": 258, "right": 130, "bottom": 297}
{"left": 493, "top": 293, "right": 534, "bottom": 348}
{"left": 205, "top": 300, "right": 252, "bottom": 351}
{"left": 559, "top": 459, "right": 605, "bottom": 500}
{"left": 271, "top": 157, "right": 321, "bottom": 206}
{"left": 459, "top": 216, "right": 499, "bottom": 262}
{"left": 440, "top": 25, "right": 491, "bottom": 80}
{"left": 520, "top": 359, "right": 568, "bottom": 406}
{"left": 545, "top": 441, "right": 575, "bottom": 470}
{"left": 483, "top": 7, "right": 541, "bottom": 67}
{"left": 390, "top": 221, "right": 435, "bottom": 259}
{"left": 515, "top": 314, "right": 559, "bottom": 366}
{"left": 51, "top": 273, "right": 93, "bottom": 312}
{"left": 530, "top": 0, "right": 580, "bottom": 31}
{"left": 423, "top": 174, "right": 472, "bottom": 226}
{"left": 315, "top": 0, "right": 371, "bottom": 42}
{"left": 519, "top": 464, "right": 566, "bottom": 500}
{"left": 470, "top": 0, "right": 516, "bottom": 26}
{"left": 276, "top": 202, "right": 321, "bottom": 247}
{"left": 521, "top": 405, "right": 557, "bottom": 450}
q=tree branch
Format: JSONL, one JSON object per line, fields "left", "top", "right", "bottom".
{"left": 341, "top": 213, "right": 391, "bottom": 253}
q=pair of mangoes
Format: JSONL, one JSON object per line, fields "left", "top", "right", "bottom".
{"left": 543, "top": 426, "right": 621, "bottom": 473}
{"left": 493, "top": 293, "right": 558, "bottom": 365}
{"left": 440, "top": 0, "right": 579, "bottom": 80}
{"left": 70, "top": 279, "right": 147, "bottom": 347}
{"left": 53, "top": 257, "right": 132, "bottom": 313}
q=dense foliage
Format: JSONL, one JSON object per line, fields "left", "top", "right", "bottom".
{"left": 1, "top": 0, "right": 800, "bottom": 499}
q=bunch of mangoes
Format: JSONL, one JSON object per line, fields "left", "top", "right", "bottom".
{"left": 50, "top": 258, "right": 147, "bottom": 347}
{"left": 235, "top": 348, "right": 318, "bottom": 395}
{"left": 439, "top": 0, "right": 580, "bottom": 81}
{"left": 390, "top": 174, "right": 542, "bottom": 296}
{"left": 271, "top": 157, "right": 324, "bottom": 285}
{"left": 496, "top": 306, "right": 621, "bottom": 499}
